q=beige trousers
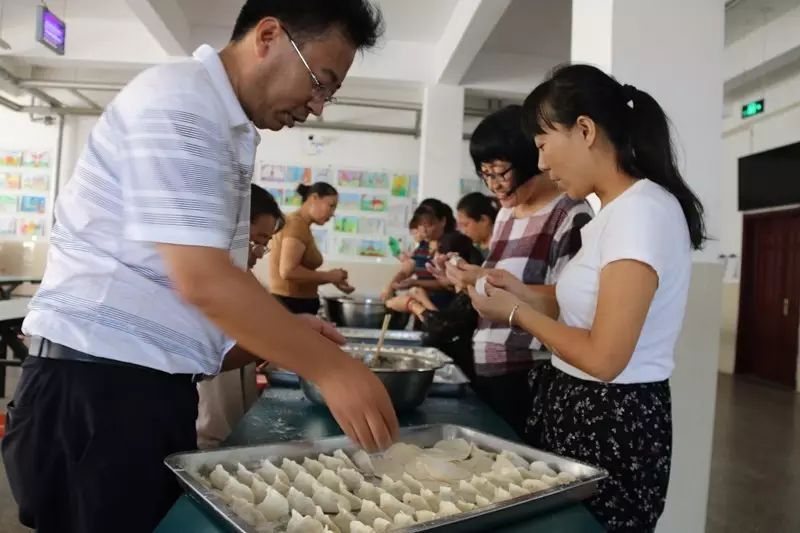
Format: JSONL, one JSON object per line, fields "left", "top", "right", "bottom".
{"left": 196, "top": 363, "right": 259, "bottom": 449}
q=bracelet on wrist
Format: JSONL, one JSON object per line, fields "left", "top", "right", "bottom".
{"left": 508, "top": 303, "right": 521, "bottom": 328}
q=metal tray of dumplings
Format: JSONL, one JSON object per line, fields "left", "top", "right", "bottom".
{"left": 165, "top": 424, "right": 607, "bottom": 533}
{"left": 338, "top": 328, "right": 424, "bottom": 347}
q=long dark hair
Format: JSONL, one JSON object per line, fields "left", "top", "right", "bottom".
{"left": 470, "top": 105, "right": 541, "bottom": 193}
{"left": 522, "top": 64, "right": 706, "bottom": 249}
{"left": 457, "top": 192, "right": 499, "bottom": 224}
{"left": 251, "top": 184, "right": 284, "bottom": 226}
{"left": 418, "top": 198, "right": 456, "bottom": 233}
{"left": 297, "top": 182, "right": 337, "bottom": 202}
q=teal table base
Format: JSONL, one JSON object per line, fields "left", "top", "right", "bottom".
{"left": 156, "top": 387, "right": 603, "bottom": 533}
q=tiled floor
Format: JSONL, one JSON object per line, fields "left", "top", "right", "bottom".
{"left": 0, "top": 370, "right": 795, "bottom": 532}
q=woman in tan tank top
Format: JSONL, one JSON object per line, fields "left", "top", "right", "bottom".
{"left": 269, "top": 182, "right": 354, "bottom": 315}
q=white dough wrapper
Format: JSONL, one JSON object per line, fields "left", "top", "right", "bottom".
{"left": 303, "top": 457, "right": 326, "bottom": 478}
{"left": 287, "top": 487, "right": 318, "bottom": 517}
{"left": 318, "top": 453, "right": 347, "bottom": 471}
{"left": 210, "top": 464, "right": 232, "bottom": 490}
{"left": 223, "top": 478, "right": 255, "bottom": 504}
{"left": 415, "top": 510, "right": 437, "bottom": 523}
{"left": 349, "top": 520, "right": 377, "bottom": 533}
{"left": 498, "top": 450, "right": 529, "bottom": 469}
{"left": 357, "top": 500, "right": 391, "bottom": 524}
{"left": 402, "top": 493, "right": 431, "bottom": 512}
{"left": 379, "top": 492, "right": 415, "bottom": 517}
{"left": 437, "top": 501, "right": 461, "bottom": 518}
{"left": 318, "top": 469, "right": 345, "bottom": 492}
{"left": 393, "top": 511, "right": 417, "bottom": 527}
{"left": 286, "top": 509, "right": 326, "bottom": 533}
{"left": 257, "top": 460, "right": 289, "bottom": 486}
{"left": 294, "top": 471, "right": 317, "bottom": 497}
{"left": 352, "top": 450, "right": 375, "bottom": 475}
{"left": 236, "top": 463, "right": 257, "bottom": 486}
{"left": 334, "top": 449, "right": 358, "bottom": 470}
{"left": 338, "top": 468, "right": 365, "bottom": 492}
{"left": 256, "top": 486, "right": 290, "bottom": 521}
{"left": 251, "top": 476, "right": 269, "bottom": 504}
{"left": 280, "top": 458, "right": 306, "bottom": 481}
{"left": 230, "top": 496, "right": 266, "bottom": 526}
{"left": 529, "top": 461, "right": 557, "bottom": 478}
{"left": 333, "top": 506, "right": 357, "bottom": 533}
{"left": 312, "top": 481, "right": 350, "bottom": 513}
{"left": 373, "top": 517, "right": 392, "bottom": 533}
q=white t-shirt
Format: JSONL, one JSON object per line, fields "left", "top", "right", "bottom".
{"left": 552, "top": 179, "right": 692, "bottom": 384}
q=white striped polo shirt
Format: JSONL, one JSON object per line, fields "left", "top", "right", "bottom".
{"left": 23, "top": 45, "right": 259, "bottom": 375}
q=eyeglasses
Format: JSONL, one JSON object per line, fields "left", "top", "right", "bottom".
{"left": 282, "top": 26, "right": 338, "bottom": 105}
{"left": 480, "top": 166, "right": 514, "bottom": 185}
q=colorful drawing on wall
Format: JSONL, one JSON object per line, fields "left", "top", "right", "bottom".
{"left": 266, "top": 188, "right": 283, "bottom": 205}
{"left": 22, "top": 174, "right": 49, "bottom": 191}
{"left": 358, "top": 239, "right": 387, "bottom": 257}
{"left": 19, "top": 196, "right": 46, "bottom": 214}
{"left": 459, "top": 178, "right": 483, "bottom": 195}
{"left": 362, "top": 172, "right": 389, "bottom": 189}
{"left": 359, "top": 218, "right": 385, "bottom": 235}
{"left": 285, "top": 166, "right": 312, "bottom": 184}
{"left": 18, "top": 219, "right": 44, "bottom": 237}
{"left": 337, "top": 238, "right": 359, "bottom": 256}
{"left": 0, "top": 217, "right": 15, "bottom": 236}
{"left": 312, "top": 229, "right": 329, "bottom": 254}
{"left": 387, "top": 204, "right": 408, "bottom": 231}
{"left": 259, "top": 163, "right": 287, "bottom": 182}
{"left": 312, "top": 167, "right": 334, "bottom": 183}
{"left": 0, "top": 196, "right": 16, "bottom": 215}
{"left": 0, "top": 173, "right": 21, "bottom": 189}
{"left": 360, "top": 195, "right": 387, "bottom": 212}
{"left": 337, "top": 170, "right": 363, "bottom": 188}
{"left": 408, "top": 174, "right": 419, "bottom": 199}
{"left": 22, "top": 151, "right": 50, "bottom": 168}
{"left": 283, "top": 189, "right": 302, "bottom": 207}
{"left": 334, "top": 216, "right": 359, "bottom": 234}
{"left": 0, "top": 151, "right": 23, "bottom": 167}
{"left": 391, "top": 174, "right": 410, "bottom": 197}
{"left": 338, "top": 192, "right": 361, "bottom": 211}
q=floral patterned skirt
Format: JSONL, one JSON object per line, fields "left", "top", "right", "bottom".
{"left": 526, "top": 363, "right": 672, "bottom": 533}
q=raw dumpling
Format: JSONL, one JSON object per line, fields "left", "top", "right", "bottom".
{"left": 349, "top": 521, "right": 376, "bottom": 533}
{"left": 313, "top": 506, "right": 341, "bottom": 533}
{"left": 455, "top": 500, "right": 476, "bottom": 512}
{"left": 437, "top": 501, "right": 461, "bottom": 518}
{"left": 210, "top": 464, "right": 232, "bottom": 490}
{"left": 373, "top": 517, "right": 392, "bottom": 533}
{"left": 287, "top": 509, "right": 325, "bottom": 533}
{"left": 223, "top": 478, "right": 255, "bottom": 503}
{"left": 251, "top": 476, "right": 269, "bottom": 504}
{"left": 235, "top": 463, "right": 256, "bottom": 486}
{"left": 470, "top": 475, "right": 497, "bottom": 499}
{"left": 357, "top": 500, "right": 391, "bottom": 524}
{"left": 287, "top": 487, "right": 318, "bottom": 517}
{"left": 493, "top": 486, "right": 512, "bottom": 503}
{"left": 438, "top": 487, "right": 458, "bottom": 503}
{"left": 540, "top": 474, "right": 560, "bottom": 487}
{"left": 356, "top": 481, "right": 384, "bottom": 504}
{"left": 529, "top": 461, "right": 557, "bottom": 478}
{"left": 379, "top": 492, "right": 415, "bottom": 517}
{"left": 475, "top": 495, "right": 491, "bottom": 508}
{"left": 257, "top": 460, "right": 289, "bottom": 485}
{"left": 333, "top": 505, "right": 358, "bottom": 533}
{"left": 379, "top": 475, "right": 409, "bottom": 500}
{"left": 522, "top": 479, "right": 549, "bottom": 494}
{"left": 352, "top": 450, "right": 375, "bottom": 475}
{"left": 400, "top": 473, "right": 423, "bottom": 495}
{"left": 508, "top": 483, "right": 527, "bottom": 498}
{"left": 313, "top": 481, "right": 350, "bottom": 513}
{"left": 457, "top": 480, "right": 479, "bottom": 503}
{"left": 294, "top": 471, "right": 318, "bottom": 497}
{"left": 484, "top": 471, "right": 513, "bottom": 489}
{"left": 281, "top": 458, "right": 306, "bottom": 481}
{"left": 393, "top": 511, "right": 416, "bottom": 527}
{"left": 303, "top": 457, "right": 326, "bottom": 478}
{"left": 338, "top": 483, "right": 362, "bottom": 511}
{"left": 256, "top": 486, "right": 289, "bottom": 521}
{"left": 415, "top": 510, "right": 437, "bottom": 523}
{"left": 432, "top": 438, "right": 472, "bottom": 461}
{"left": 419, "top": 488, "right": 440, "bottom": 511}
{"left": 402, "top": 493, "right": 431, "bottom": 512}
{"left": 272, "top": 477, "right": 291, "bottom": 497}
{"left": 556, "top": 472, "right": 577, "bottom": 485}
{"left": 498, "top": 450, "right": 529, "bottom": 469}
{"left": 318, "top": 469, "right": 345, "bottom": 492}
{"left": 334, "top": 449, "right": 358, "bottom": 470}
{"left": 230, "top": 496, "right": 265, "bottom": 526}
{"left": 318, "top": 453, "right": 347, "bottom": 471}
{"left": 338, "top": 468, "right": 365, "bottom": 492}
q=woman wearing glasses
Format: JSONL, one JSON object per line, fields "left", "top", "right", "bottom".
{"left": 269, "top": 182, "right": 354, "bottom": 315}
{"left": 436, "top": 105, "right": 593, "bottom": 437}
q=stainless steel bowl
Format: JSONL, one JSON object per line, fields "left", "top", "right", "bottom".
{"left": 299, "top": 346, "right": 443, "bottom": 412}
{"left": 322, "top": 295, "right": 409, "bottom": 329}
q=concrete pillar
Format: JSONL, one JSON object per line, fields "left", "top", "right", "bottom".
{"left": 418, "top": 84, "right": 465, "bottom": 208}
{"left": 571, "top": 1, "right": 725, "bottom": 531}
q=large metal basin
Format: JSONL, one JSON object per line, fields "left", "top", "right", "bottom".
{"left": 322, "top": 295, "right": 409, "bottom": 329}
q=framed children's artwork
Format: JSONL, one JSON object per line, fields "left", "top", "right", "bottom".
{"left": 362, "top": 172, "right": 389, "bottom": 189}
{"left": 0, "top": 217, "right": 15, "bottom": 236}
{"left": 283, "top": 189, "right": 302, "bottom": 207}
{"left": 312, "top": 167, "right": 334, "bottom": 183}
{"left": 18, "top": 219, "right": 44, "bottom": 237}
{"left": 334, "top": 216, "right": 359, "bottom": 233}
{"left": 21, "top": 174, "right": 49, "bottom": 191}
{"left": 266, "top": 188, "right": 283, "bottom": 205}
{"left": 22, "top": 151, "right": 50, "bottom": 168}
{"left": 0, "top": 195, "right": 16, "bottom": 215}
{"left": 391, "top": 174, "right": 410, "bottom": 197}
{"left": 337, "top": 238, "right": 359, "bottom": 256}
{"left": 19, "top": 196, "right": 46, "bottom": 214}
{"left": 285, "top": 166, "right": 312, "bottom": 184}
{"left": 337, "top": 170, "right": 363, "bottom": 188}
{"left": 358, "top": 239, "right": 387, "bottom": 258}
{"left": 361, "top": 195, "right": 388, "bottom": 212}
{"left": 259, "top": 163, "right": 287, "bottom": 182}
{"left": 0, "top": 173, "right": 21, "bottom": 190}
{"left": 0, "top": 150, "right": 23, "bottom": 167}
{"left": 359, "top": 218, "right": 385, "bottom": 235}
{"left": 338, "top": 193, "right": 361, "bottom": 211}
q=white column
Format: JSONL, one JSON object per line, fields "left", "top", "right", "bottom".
{"left": 418, "top": 84, "right": 465, "bottom": 208}
{"left": 571, "top": 2, "right": 724, "bottom": 532}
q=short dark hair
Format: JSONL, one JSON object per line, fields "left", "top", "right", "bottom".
{"left": 437, "top": 232, "right": 483, "bottom": 266}
{"left": 251, "top": 184, "right": 283, "bottom": 225}
{"left": 231, "top": 0, "right": 384, "bottom": 49}
{"left": 470, "top": 105, "right": 541, "bottom": 190}
{"left": 457, "top": 192, "right": 499, "bottom": 223}
{"left": 297, "top": 182, "right": 338, "bottom": 202}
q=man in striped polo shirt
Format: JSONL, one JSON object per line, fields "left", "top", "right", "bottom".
{"left": 1, "top": 2, "right": 397, "bottom": 532}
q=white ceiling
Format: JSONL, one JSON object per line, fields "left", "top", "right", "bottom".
{"left": 725, "top": 0, "right": 800, "bottom": 45}
{"left": 481, "top": 0, "right": 571, "bottom": 59}
{"left": 376, "top": 0, "right": 458, "bottom": 43}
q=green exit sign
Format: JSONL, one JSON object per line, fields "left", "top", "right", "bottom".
{"left": 741, "top": 99, "right": 765, "bottom": 119}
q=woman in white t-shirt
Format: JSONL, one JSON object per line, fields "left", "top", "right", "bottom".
{"left": 468, "top": 65, "right": 706, "bottom": 532}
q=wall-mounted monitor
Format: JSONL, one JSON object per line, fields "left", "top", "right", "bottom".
{"left": 36, "top": 6, "right": 66, "bottom": 56}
